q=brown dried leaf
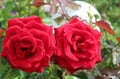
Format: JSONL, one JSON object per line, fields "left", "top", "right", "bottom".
{"left": 33, "top": 0, "right": 45, "bottom": 7}
{"left": 116, "top": 37, "right": 120, "bottom": 42}
{"left": 94, "top": 20, "right": 115, "bottom": 35}
{"left": 0, "top": 28, "right": 3, "bottom": 38}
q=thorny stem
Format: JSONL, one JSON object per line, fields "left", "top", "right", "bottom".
{"left": 27, "top": 0, "right": 31, "bottom": 16}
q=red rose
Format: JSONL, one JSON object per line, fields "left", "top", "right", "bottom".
{"left": 54, "top": 17, "right": 102, "bottom": 73}
{"left": 1, "top": 16, "right": 55, "bottom": 73}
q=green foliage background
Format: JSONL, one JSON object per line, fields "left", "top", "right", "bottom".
{"left": 0, "top": 0, "right": 120, "bottom": 79}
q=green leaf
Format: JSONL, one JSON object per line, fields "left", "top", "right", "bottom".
{"left": 65, "top": 75, "right": 79, "bottom": 79}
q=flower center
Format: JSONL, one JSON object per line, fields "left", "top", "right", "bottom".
{"left": 76, "top": 39, "right": 85, "bottom": 52}
{"left": 15, "top": 41, "right": 33, "bottom": 58}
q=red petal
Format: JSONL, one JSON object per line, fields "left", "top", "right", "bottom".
{"left": 8, "top": 19, "right": 24, "bottom": 28}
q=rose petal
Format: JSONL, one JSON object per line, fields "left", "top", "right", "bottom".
{"left": 64, "top": 42, "right": 79, "bottom": 61}
{"left": 36, "top": 55, "right": 50, "bottom": 73}
{"left": 19, "top": 16, "right": 42, "bottom": 24}
{"left": 24, "top": 20, "right": 51, "bottom": 33}
{"left": 67, "top": 58, "right": 96, "bottom": 70}
{"left": 71, "top": 36, "right": 81, "bottom": 51}
{"left": 29, "top": 29, "right": 50, "bottom": 49}
{"left": 69, "top": 17, "right": 80, "bottom": 24}
{"left": 54, "top": 57, "right": 73, "bottom": 71}
{"left": 27, "top": 39, "right": 44, "bottom": 62}
{"left": 3, "top": 26, "right": 22, "bottom": 45}
{"left": 8, "top": 19, "right": 24, "bottom": 28}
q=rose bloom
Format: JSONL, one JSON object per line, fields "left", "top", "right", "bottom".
{"left": 53, "top": 17, "right": 102, "bottom": 73}
{"left": 1, "top": 16, "right": 55, "bottom": 73}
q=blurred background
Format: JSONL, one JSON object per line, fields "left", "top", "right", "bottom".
{"left": 0, "top": 0, "right": 120, "bottom": 79}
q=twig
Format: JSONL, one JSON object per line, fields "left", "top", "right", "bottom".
{"left": 12, "top": 0, "right": 21, "bottom": 17}
{"left": 56, "top": 0, "right": 70, "bottom": 21}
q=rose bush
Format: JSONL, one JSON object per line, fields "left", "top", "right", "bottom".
{"left": 1, "top": 16, "right": 55, "bottom": 73}
{"left": 53, "top": 17, "right": 102, "bottom": 73}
